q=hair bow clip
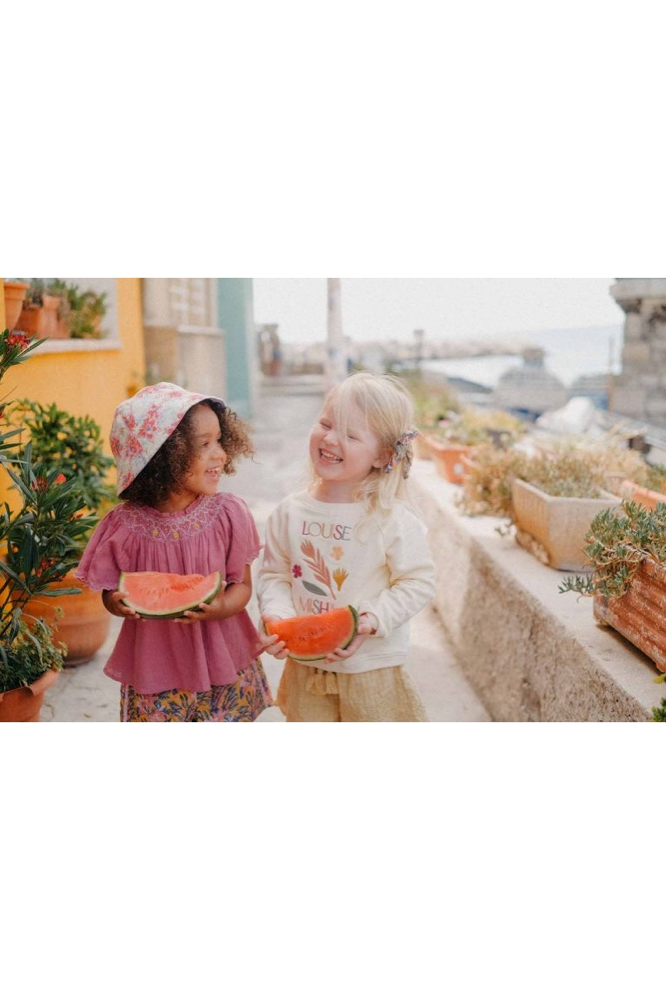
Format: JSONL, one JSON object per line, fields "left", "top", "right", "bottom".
{"left": 382, "top": 429, "right": 420, "bottom": 476}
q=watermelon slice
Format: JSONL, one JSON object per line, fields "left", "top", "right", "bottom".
{"left": 264, "top": 606, "right": 358, "bottom": 661}
{"left": 118, "top": 570, "right": 223, "bottom": 619}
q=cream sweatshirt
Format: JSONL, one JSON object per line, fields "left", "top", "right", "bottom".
{"left": 256, "top": 491, "right": 436, "bottom": 674}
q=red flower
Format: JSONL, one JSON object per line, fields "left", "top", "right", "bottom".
{"left": 7, "top": 331, "right": 31, "bottom": 350}
{"left": 35, "top": 476, "right": 49, "bottom": 491}
{"left": 54, "top": 474, "right": 66, "bottom": 485}
{"left": 292, "top": 564, "right": 302, "bottom": 578}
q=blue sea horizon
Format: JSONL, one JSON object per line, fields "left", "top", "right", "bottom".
{"left": 421, "top": 324, "right": 623, "bottom": 390}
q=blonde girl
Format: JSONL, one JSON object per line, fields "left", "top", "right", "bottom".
{"left": 257, "top": 371, "right": 436, "bottom": 722}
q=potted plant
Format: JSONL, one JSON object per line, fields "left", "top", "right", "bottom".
{"left": 17, "top": 279, "right": 69, "bottom": 339}
{"left": 70, "top": 287, "right": 107, "bottom": 339}
{"left": 17, "top": 280, "right": 108, "bottom": 340}
{"left": 427, "top": 408, "right": 526, "bottom": 483}
{"left": 560, "top": 500, "right": 666, "bottom": 674}
{"left": 9, "top": 399, "right": 116, "bottom": 665}
{"left": 617, "top": 463, "right": 666, "bottom": 511}
{"left": 0, "top": 327, "right": 94, "bottom": 719}
{"left": 2, "top": 280, "right": 29, "bottom": 332}
{"left": 0, "top": 618, "right": 65, "bottom": 722}
{"left": 511, "top": 473, "right": 620, "bottom": 571}
{"left": 457, "top": 439, "right": 645, "bottom": 572}
{"left": 46, "top": 280, "right": 108, "bottom": 339}
{"left": 457, "top": 443, "right": 530, "bottom": 518}
{"left": 509, "top": 442, "right": 645, "bottom": 571}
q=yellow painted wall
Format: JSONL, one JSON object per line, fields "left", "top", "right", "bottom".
{"left": 0, "top": 278, "right": 145, "bottom": 506}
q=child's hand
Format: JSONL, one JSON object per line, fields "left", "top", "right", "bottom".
{"left": 323, "top": 612, "right": 378, "bottom": 663}
{"left": 103, "top": 589, "right": 142, "bottom": 620}
{"left": 175, "top": 582, "right": 228, "bottom": 623}
{"left": 256, "top": 619, "right": 289, "bottom": 659}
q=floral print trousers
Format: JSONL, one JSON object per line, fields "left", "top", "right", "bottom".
{"left": 120, "top": 659, "right": 273, "bottom": 722}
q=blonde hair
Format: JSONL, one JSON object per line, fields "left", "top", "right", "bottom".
{"left": 312, "top": 371, "right": 419, "bottom": 520}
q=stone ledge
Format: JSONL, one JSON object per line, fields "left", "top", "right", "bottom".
{"left": 411, "top": 461, "right": 661, "bottom": 721}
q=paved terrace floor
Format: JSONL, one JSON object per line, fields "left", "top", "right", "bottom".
{"left": 43, "top": 375, "right": 489, "bottom": 723}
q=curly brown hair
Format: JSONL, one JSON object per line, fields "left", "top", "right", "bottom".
{"left": 119, "top": 400, "right": 254, "bottom": 508}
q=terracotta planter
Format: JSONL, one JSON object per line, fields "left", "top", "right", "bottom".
{"left": 594, "top": 557, "right": 666, "bottom": 672}
{"left": 3, "top": 281, "right": 29, "bottom": 332}
{"left": 511, "top": 478, "right": 621, "bottom": 571}
{"left": 619, "top": 480, "right": 666, "bottom": 511}
{"left": 0, "top": 668, "right": 59, "bottom": 722}
{"left": 17, "top": 295, "right": 68, "bottom": 339}
{"left": 413, "top": 435, "right": 433, "bottom": 461}
{"left": 426, "top": 437, "right": 471, "bottom": 484}
{"left": 21, "top": 570, "right": 109, "bottom": 666}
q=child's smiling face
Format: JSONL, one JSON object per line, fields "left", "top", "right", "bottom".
{"left": 180, "top": 404, "right": 227, "bottom": 501}
{"left": 310, "top": 402, "right": 385, "bottom": 502}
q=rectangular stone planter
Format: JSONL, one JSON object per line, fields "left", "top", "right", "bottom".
{"left": 511, "top": 479, "right": 621, "bottom": 572}
{"left": 594, "top": 557, "right": 666, "bottom": 672}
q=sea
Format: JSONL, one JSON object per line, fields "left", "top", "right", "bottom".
{"left": 420, "top": 324, "right": 623, "bottom": 390}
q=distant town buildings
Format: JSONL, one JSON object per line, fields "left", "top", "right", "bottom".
{"left": 492, "top": 348, "right": 567, "bottom": 419}
{"left": 255, "top": 328, "right": 541, "bottom": 376}
{"left": 254, "top": 276, "right": 666, "bottom": 429}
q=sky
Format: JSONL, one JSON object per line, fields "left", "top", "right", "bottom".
{"left": 252, "top": 278, "right": 622, "bottom": 344}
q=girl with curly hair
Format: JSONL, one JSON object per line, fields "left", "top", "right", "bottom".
{"left": 76, "top": 382, "right": 272, "bottom": 722}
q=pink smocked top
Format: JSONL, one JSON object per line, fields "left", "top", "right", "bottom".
{"left": 75, "top": 492, "right": 262, "bottom": 694}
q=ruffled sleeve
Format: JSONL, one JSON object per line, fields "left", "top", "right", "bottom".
{"left": 222, "top": 494, "right": 262, "bottom": 584}
{"left": 74, "top": 506, "right": 134, "bottom": 591}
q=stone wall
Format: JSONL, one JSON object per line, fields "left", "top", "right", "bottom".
{"left": 411, "top": 462, "right": 660, "bottom": 721}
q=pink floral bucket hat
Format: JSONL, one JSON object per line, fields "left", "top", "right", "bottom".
{"left": 110, "top": 382, "right": 226, "bottom": 494}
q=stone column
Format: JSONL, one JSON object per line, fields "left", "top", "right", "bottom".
{"left": 610, "top": 278, "right": 666, "bottom": 422}
{"left": 326, "top": 278, "right": 348, "bottom": 388}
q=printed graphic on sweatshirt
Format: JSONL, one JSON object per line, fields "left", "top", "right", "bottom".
{"left": 301, "top": 519, "right": 352, "bottom": 541}
{"left": 293, "top": 518, "right": 353, "bottom": 612}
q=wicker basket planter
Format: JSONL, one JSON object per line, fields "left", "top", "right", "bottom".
{"left": 593, "top": 557, "right": 666, "bottom": 672}
{"left": 511, "top": 478, "right": 621, "bottom": 571}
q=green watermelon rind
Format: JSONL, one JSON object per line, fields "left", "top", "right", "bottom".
{"left": 118, "top": 571, "right": 223, "bottom": 619}
{"left": 285, "top": 606, "right": 359, "bottom": 662}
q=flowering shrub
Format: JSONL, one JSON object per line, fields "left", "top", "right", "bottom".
{"left": 11, "top": 398, "right": 116, "bottom": 520}
{"left": 0, "top": 327, "right": 94, "bottom": 692}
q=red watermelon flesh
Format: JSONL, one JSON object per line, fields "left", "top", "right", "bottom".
{"left": 264, "top": 606, "right": 358, "bottom": 661}
{"left": 118, "top": 570, "right": 223, "bottom": 619}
